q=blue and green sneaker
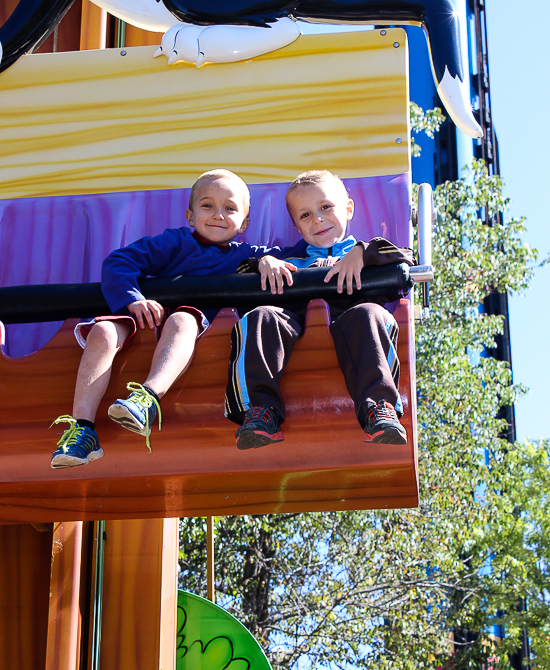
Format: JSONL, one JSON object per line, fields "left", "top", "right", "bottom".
{"left": 50, "top": 415, "right": 104, "bottom": 469}
{"left": 108, "top": 382, "right": 162, "bottom": 451}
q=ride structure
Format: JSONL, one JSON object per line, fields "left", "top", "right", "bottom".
{"left": 0, "top": 4, "right": 447, "bottom": 668}
{"left": 0, "top": 26, "right": 430, "bottom": 520}
{"left": 0, "top": 0, "right": 483, "bottom": 140}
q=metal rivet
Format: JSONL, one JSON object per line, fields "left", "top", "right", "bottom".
{"left": 393, "top": 42, "right": 400, "bottom": 48}
{"left": 120, "top": 50, "right": 127, "bottom": 56}
{"left": 380, "top": 30, "right": 387, "bottom": 36}
{"left": 396, "top": 138, "right": 402, "bottom": 144}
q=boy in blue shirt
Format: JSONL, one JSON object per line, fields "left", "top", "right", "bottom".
{"left": 225, "top": 170, "right": 414, "bottom": 449}
{"left": 50, "top": 169, "right": 278, "bottom": 468}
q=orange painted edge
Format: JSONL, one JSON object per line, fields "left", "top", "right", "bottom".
{"left": 46, "top": 521, "right": 84, "bottom": 670}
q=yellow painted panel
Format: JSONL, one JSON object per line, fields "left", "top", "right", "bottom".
{"left": 0, "top": 29, "right": 409, "bottom": 199}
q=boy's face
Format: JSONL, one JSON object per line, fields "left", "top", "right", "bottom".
{"left": 186, "top": 177, "right": 250, "bottom": 245}
{"left": 287, "top": 179, "right": 354, "bottom": 248}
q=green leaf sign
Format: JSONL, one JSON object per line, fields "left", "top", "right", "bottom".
{"left": 177, "top": 590, "right": 272, "bottom": 670}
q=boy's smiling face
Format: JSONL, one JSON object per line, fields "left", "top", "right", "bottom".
{"left": 286, "top": 178, "right": 354, "bottom": 248}
{"left": 186, "top": 176, "right": 250, "bottom": 246}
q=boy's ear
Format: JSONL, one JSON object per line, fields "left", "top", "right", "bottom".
{"left": 346, "top": 198, "right": 355, "bottom": 221}
{"left": 239, "top": 217, "right": 250, "bottom": 234}
{"left": 186, "top": 209, "right": 194, "bottom": 227}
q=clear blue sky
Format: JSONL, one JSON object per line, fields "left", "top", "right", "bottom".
{"left": 300, "top": 9, "right": 543, "bottom": 442}
{"left": 301, "top": 3, "right": 549, "bottom": 443}
{"left": 486, "top": 0, "right": 550, "bottom": 442}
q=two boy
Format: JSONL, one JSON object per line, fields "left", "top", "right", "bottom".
{"left": 50, "top": 169, "right": 411, "bottom": 468}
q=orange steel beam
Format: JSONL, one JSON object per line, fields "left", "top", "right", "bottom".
{"left": 0, "top": 525, "right": 52, "bottom": 670}
{"left": 46, "top": 522, "right": 84, "bottom": 670}
{"left": 99, "top": 518, "right": 178, "bottom": 670}
{"left": 80, "top": 0, "right": 107, "bottom": 50}
{"left": 0, "top": 0, "right": 20, "bottom": 25}
{"left": 34, "top": 0, "right": 83, "bottom": 54}
{"left": 160, "top": 518, "right": 179, "bottom": 669}
{"left": 124, "top": 23, "right": 163, "bottom": 47}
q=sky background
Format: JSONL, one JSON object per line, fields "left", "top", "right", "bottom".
{"left": 485, "top": 0, "right": 550, "bottom": 442}
{"left": 302, "top": 4, "right": 548, "bottom": 443}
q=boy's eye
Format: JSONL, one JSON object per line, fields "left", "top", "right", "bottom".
{"left": 202, "top": 203, "right": 212, "bottom": 208}
{"left": 226, "top": 206, "right": 236, "bottom": 212}
{"left": 300, "top": 212, "right": 310, "bottom": 220}
{"left": 321, "top": 204, "right": 333, "bottom": 211}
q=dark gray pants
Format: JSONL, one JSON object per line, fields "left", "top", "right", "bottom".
{"left": 225, "top": 302, "right": 401, "bottom": 425}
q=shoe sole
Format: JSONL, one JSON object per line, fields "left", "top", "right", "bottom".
{"left": 51, "top": 448, "right": 104, "bottom": 469}
{"left": 108, "top": 404, "right": 151, "bottom": 436}
{"left": 236, "top": 430, "right": 285, "bottom": 450}
{"left": 364, "top": 427, "right": 407, "bottom": 445}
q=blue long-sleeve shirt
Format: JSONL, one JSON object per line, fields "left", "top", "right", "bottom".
{"left": 101, "top": 227, "right": 276, "bottom": 315}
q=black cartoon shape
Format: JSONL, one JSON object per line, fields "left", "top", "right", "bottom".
{"left": 0, "top": 0, "right": 482, "bottom": 138}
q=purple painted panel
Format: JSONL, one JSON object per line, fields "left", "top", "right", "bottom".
{"left": 0, "top": 174, "right": 411, "bottom": 356}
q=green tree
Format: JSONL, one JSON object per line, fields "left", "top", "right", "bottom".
{"left": 179, "top": 115, "right": 549, "bottom": 669}
{"left": 409, "top": 102, "right": 445, "bottom": 157}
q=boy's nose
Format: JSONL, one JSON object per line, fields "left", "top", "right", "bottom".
{"left": 212, "top": 209, "right": 224, "bottom": 219}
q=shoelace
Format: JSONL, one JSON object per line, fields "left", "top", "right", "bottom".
{"left": 368, "top": 402, "right": 396, "bottom": 423}
{"left": 245, "top": 406, "right": 273, "bottom": 425}
{"left": 49, "top": 415, "right": 83, "bottom": 452}
{"left": 125, "top": 382, "right": 162, "bottom": 452}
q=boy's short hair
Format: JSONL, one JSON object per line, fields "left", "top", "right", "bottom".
{"left": 188, "top": 169, "right": 251, "bottom": 217}
{"left": 285, "top": 169, "right": 349, "bottom": 216}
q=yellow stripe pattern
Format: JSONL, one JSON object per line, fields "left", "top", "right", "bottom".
{"left": 0, "top": 29, "right": 409, "bottom": 199}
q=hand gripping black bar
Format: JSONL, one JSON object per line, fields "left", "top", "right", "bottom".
{"left": 0, "top": 263, "right": 413, "bottom": 325}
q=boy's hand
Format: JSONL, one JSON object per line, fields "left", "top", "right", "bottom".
{"left": 128, "top": 300, "right": 165, "bottom": 329}
{"left": 258, "top": 256, "right": 297, "bottom": 295}
{"left": 324, "top": 245, "right": 364, "bottom": 295}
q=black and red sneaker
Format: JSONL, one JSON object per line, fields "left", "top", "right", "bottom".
{"left": 235, "top": 406, "right": 285, "bottom": 450}
{"left": 361, "top": 401, "right": 407, "bottom": 444}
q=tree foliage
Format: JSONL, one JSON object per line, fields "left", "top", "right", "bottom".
{"left": 410, "top": 102, "right": 445, "bottom": 157}
{"left": 179, "top": 118, "right": 549, "bottom": 669}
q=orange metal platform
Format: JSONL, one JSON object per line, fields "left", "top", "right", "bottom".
{"left": 0, "top": 299, "right": 418, "bottom": 523}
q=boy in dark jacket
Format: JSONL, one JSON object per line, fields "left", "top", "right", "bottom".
{"left": 225, "top": 170, "right": 415, "bottom": 450}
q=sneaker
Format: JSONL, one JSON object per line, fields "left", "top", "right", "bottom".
{"left": 361, "top": 400, "right": 407, "bottom": 445}
{"left": 235, "top": 406, "right": 284, "bottom": 450}
{"left": 108, "top": 382, "right": 161, "bottom": 451}
{"left": 50, "top": 416, "right": 104, "bottom": 469}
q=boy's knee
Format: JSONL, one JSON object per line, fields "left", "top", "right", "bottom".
{"left": 86, "top": 319, "right": 130, "bottom": 352}
{"left": 87, "top": 320, "right": 119, "bottom": 348}
{"left": 355, "top": 302, "right": 387, "bottom": 320}
{"left": 238, "top": 307, "right": 280, "bottom": 335}
{"left": 246, "top": 305, "right": 279, "bottom": 323}
{"left": 165, "top": 311, "right": 199, "bottom": 334}
{"left": 337, "top": 302, "right": 391, "bottom": 331}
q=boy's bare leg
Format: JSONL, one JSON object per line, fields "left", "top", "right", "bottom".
{"left": 142, "top": 311, "right": 199, "bottom": 398}
{"left": 72, "top": 320, "right": 132, "bottom": 421}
